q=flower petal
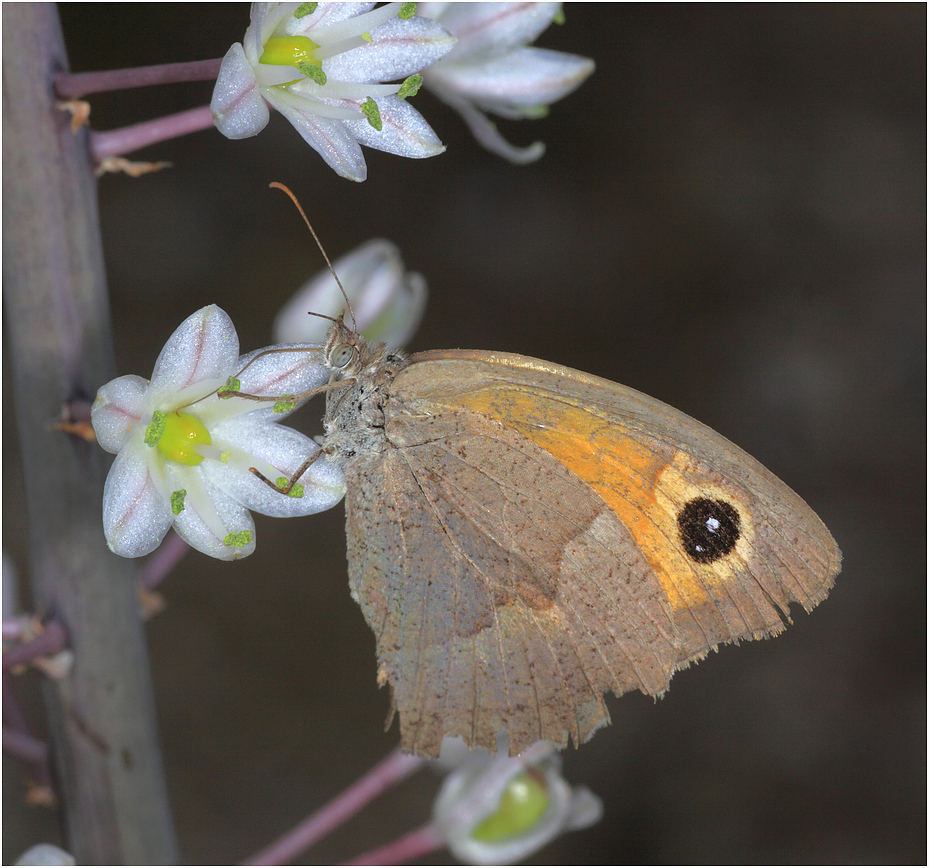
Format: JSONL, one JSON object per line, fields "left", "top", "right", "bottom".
{"left": 266, "top": 90, "right": 368, "bottom": 181}
{"left": 431, "top": 2, "right": 559, "bottom": 61}
{"left": 371, "top": 269, "right": 427, "bottom": 347}
{"left": 285, "top": 2, "right": 378, "bottom": 38}
{"left": 428, "top": 47, "right": 595, "bottom": 113}
{"left": 92, "top": 374, "right": 150, "bottom": 454}
{"left": 236, "top": 344, "right": 330, "bottom": 403}
{"left": 324, "top": 16, "right": 456, "bottom": 83}
{"left": 273, "top": 239, "right": 427, "bottom": 347}
{"left": 211, "top": 42, "right": 271, "bottom": 140}
{"left": 430, "top": 90, "right": 544, "bottom": 164}
{"left": 193, "top": 343, "right": 331, "bottom": 427}
{"left": 564, "top": 786, "right": 604, "bottom": 833}
{"left": 278, "top": 239, "right": 402, "bottom": 329}
{"left": 300, "top": 3, "right": 399, "bottom": 46}
{"left": 275, "top": 284, "right": 341, "bottom": 344}
{"left": 205, "top": 416, "right": 346, "bottom": 517}
{"left": 432, "top": 741, "right": 601, "bottom": 866}
{"left": 102, "top": 438, "right": 174, "bottom": 558}
{"left": 149, "top": 305, "right": 240, "bottom": 402}
{"left": 343, "top": 95, "right": 444, "bottom": 158}
{"left": 165, "top": 464, "right": 257, "bottom": 560}
{"left": 326, "top": 240, "right": 425, "bottom": 346}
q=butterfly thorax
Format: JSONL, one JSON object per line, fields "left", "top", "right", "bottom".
{"left": 320, "top": 319, "right": 408, "bottom": 464}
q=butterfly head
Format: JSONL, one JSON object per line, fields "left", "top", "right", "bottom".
{"left": 322, "top": 313, "right": 390, "bottom": 381}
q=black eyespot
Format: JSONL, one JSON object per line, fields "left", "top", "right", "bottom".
{"left": 331, "top": 344, "right": 354, "bottom": 368}
{"left": 677, "top": 497, "right": 741, "bottom": 563}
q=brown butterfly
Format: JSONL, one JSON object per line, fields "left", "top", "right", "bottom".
{"left": 259, "top": 184, "right": 841, "bottom": 758}
{"left": 288, "top": 317, "right": 841, "bottom": 758}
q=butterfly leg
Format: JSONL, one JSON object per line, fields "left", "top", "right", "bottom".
{"left": 249, "top": 448, "right": 327, "bottom": 495}
{"left": 215, "top": 377, "right": 353, "bottom": 406}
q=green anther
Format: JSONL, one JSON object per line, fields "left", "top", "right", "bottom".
{"left": 399, "top": 2, "right": 416, "bottom": 19}
{"left": 298, "top": 62, "right": 327, "bottom": 85}
{"left": 361, "top": 97, "right": 382, "bottom": 131}
{"left": 152, "top": 411, "right": 211, "bottom": 466}
{"left": 273, "top": 397, "right": 297, "bottom": 414}
{"left": 223, "top": 530, "right": 253, "bottom": 548}
{"left": 276, "top": 477, "right": 305, "bottom": 498}
{"left": 220, "top": 450, "right": 232, "bottom": 464}
{"left": 260, "top": 35, "right": 321, "bottom": 69}
{"left": 144, "top": 410, "right": 167, "bottom": 446}
{"left": 171, "top": 490, "right": 187, "bottom": 515}
{"left": 471, "top": 772, "right": 549, "bottom": 843}
{"left": 294, "top": 2, "right": 317, "bottom": 17}
{"left": 397, "top": 74, "right": 422, "bottom": 100}
{"left": 218, "top": 375, "right": 240, "bottom": 398}
{"left": 553, "top": 6, "right": 565, "bottom": 24}
{"left": 361, "top": 31, "right": 373, "bottom": 43}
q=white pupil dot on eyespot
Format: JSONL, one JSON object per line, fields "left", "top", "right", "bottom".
{"left": 706, "top": 517, "right": 720, "bottom": 533}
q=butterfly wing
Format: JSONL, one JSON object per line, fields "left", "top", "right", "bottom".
{"left": 344, "top": 350, "right": 841, "bottom": 757}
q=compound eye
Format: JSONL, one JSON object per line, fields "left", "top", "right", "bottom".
{"left": 331, "top": 344, "right": 355, "bottom": 369}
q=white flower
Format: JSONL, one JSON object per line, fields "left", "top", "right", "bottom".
{"left": 432, "top": 739, "right": 602, "bottom": 865}
{"left": 211, "top": 2, "right": 456, "bottom": 181}
{"left": 418, "top": 2, "right": 595, "bottom": 163}
{"left": 91, "top": 305, "right": 345, "bottom": 561}
{"left": 273, "top": 239, "right": 427, "bottom": 348}
{"left": 14, "top": 844, "right": 75, "bottom": 866}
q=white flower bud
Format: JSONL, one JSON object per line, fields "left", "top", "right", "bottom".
{"left": 15, "top": 844, "right": 76, "bottom": 866}
{"left": 274, "top": 239, "right": 427, "bottom": 349}
{"left": 432, "top": 739, "right": 602, "bottom": 865}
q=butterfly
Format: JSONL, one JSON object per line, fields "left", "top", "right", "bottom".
{"left": 284, "top": 315, "right": 842, "bottom": 758}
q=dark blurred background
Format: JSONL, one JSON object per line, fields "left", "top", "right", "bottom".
{"left": 4, "top": 3, "right": 925, "bottom": 864}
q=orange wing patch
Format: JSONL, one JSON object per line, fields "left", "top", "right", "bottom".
{"left": 450, "top": 384, "right": 745, "bottom": 616}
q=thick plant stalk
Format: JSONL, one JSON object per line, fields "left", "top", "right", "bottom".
{"left": 2, "top": 5, "right": 178, "bottom": 863}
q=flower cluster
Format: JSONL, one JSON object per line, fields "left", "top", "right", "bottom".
{"left": 92, "top": 305, "right": 345, "bottom": 561}
{"left": 211, "top": 3, "right": 595, "bottom": 176}
{"left": 211, "top": 2, "right": 456, "bottom": 181}
{"left": 419, "top": 2, "right": 595, "bottom": 163}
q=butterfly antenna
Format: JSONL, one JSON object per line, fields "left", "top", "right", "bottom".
{"left": 307, "top": 311, "right": 338, "bottom": 326}
{"left": 269, "top": 181, "right": 356, "bottom": 332}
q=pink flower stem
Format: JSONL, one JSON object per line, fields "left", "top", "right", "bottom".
{"left": 138, "top": 531, "right": 190, "bottom": 591}
{"left": 241, "top": 747, "right": 426, "bottom": 866}
{"left": 341, "top": 823, "right": 444, "bottom": 866}
{"left": 2, "top": 619, "right": 67, "bottom": 671}
{"left": 55, "top": 59, "right": 223, "bottom": 98}
{"left": 91, "top": 104, "right": 216, "bottom": 161}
